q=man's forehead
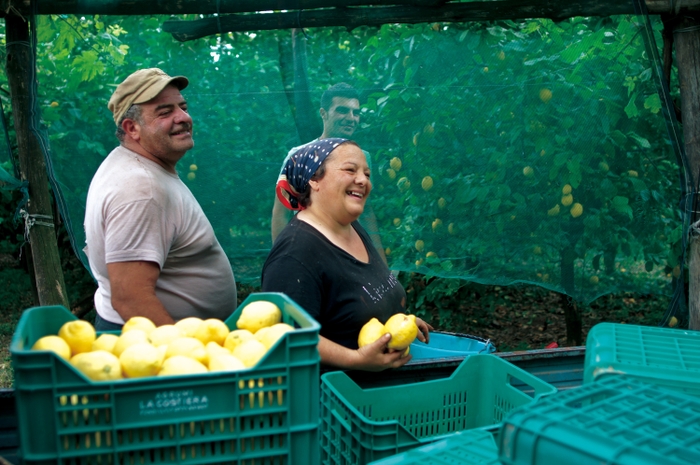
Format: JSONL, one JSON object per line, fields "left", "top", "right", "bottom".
{"left": 330, "top": 97, "right": 360, "bottom": 109}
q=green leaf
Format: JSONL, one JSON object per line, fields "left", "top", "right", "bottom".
{"left": 628, "top": 132, "right": 651, "bottom": 149}
{"left": 624, "top": 95, "right": 638, "bottom": 118}
{"left": 644, "top": 93, "right": 662, "bottom": 114}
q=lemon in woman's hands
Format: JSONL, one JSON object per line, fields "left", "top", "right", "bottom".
{"left": 384, "top": 314, "right": 419, "bottom": 350}
{"left": 358, "top": 318, "right": 386, "bottom": 348}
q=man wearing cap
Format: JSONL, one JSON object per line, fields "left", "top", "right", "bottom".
{"left": 84, "top": 68, "right": 236, "bottom": 330}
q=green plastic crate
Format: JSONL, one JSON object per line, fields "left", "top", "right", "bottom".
{"left": 498, "top": 375, "right": 700, "bottom": 465}
{"left": 584, "top": 323, "right": 700, "bottom": 397}
{"left": 10, "top": 292, "right": 320, "bottom": 465}
{"left": 320, "top": 354, "right": 556, "bottom": 465}
{"left": 367, "top": 429, "right": 500, "bottom": 465}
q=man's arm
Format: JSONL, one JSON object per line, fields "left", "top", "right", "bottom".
{"left": 271, "top": 195, "right": 293, "bottom": 243}
{"left": 362, "top": 204, "right": 388, "bottom": 265}
{"left": 107, "top": 261, "right": 175, "bottom": 325}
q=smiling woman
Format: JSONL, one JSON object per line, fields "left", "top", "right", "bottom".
{"left": 262, "top": 138, "right": 432, "bottom": 373}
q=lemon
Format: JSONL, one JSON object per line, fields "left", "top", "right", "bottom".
{"left": 50, "top": 101, "right": 59, "bottom": 108}
{"left": 393, "top": 218, "right": 401, "bottom": 227}
{"left": 386, "top": 168, "right": 397, "bottom": 179}
{"left": 562, "top": 184, "right": 572, "bottom": 195}
{"left": 421, "top": 176, "right": 434, "bottom": 191}
{"left": 209, "top": 353, "right": 246, "bottom": 372}
{"left": 431, "top": 218, "right": 442, "bottom": 231}
{"left": 599, "top": 162, "right": 610, "bottom": 172}
{"left": 236, "top": 301, "right": 282, "bottom": 333}
{"left": 397, "top": 177, "right": 411, "bottom": 192}
{"left": 423, "top": 123, "right": 435, "bottom": 134}
{"left": 415, "top": 240, "right": 425, "bottom": 252}
{"left": 70, "top": 350, "right": 122, "bottom": 381}
{"left": 437, "top": 198, "right": 447, "bottom": 209}
{"left": 120, "top": 343, "right": 162, "bottom": 378}
{"left": 165, "top": 337, "right": 207, "bottom": 364}
{"left": 92, "top": 333, "right": 119, "bottom": 353}
{"left": 256, "top": 323, "right": 294, "bottom": 350}
{"left": 523, "top": 166, "right": 534, "bottom": 177}
{"left": 590, "top": 276, "right": 599, "bottom": 285}
{"left": 413, "top": 133, "right": 420, "bottom": 146}
{"left": 194, "top": 318, "right": 230, "bottom": 345}
{"left": 148, "top": 324, "right": 184, "bottom": 347}
{"left": 32, "top": 335, "right": 71, "bottom": 360}
{"left": 426, "top": 251, "right": 437, "bottom": 258}
{"left": 206, "top": 341, "right": 231, "bottom": 361}
{"left": 158, "top": 355, "right": 208, "bottom": 376}
{"left": 384, "top": 314, "right": 419, "bottom": 351}
{"left": 175, "top": 317, "right": 204, "bottom": 337}
{"left": 539, "top": 88, "right": 552, "bottom": 103}
{"left": 232, "top": 339, "right": 268, "bottom": 368}
{"left": 561, "top": 194, "right": 573, "bottom": 207}
{"left": 358, "top": 318, "right": 386, "bottom": 348}
{"left": 389, "top": 157, "right": 402, "bottom": 171}
{"left": 187, "top": 172, "right": 196, "bottom": 181}
{"left": 112, "top": 329, "right": 149, "bottom": 357}
{"left": 58, "top": 320, "right": 96, "bottom": 356}
{"left": 189, "top": 163, "right": 198, "bottom": 172}
{"left": 570, "top": 203, "right": 584, "bottom": 218}
{"left": 224, "top": 329, "right": 256, "bottom": 352}
{"left": 385, "top": 247, "right": 391, "bottom": 256}
{"left": 122, "top": 316, "right": 156, "bottom": 335}
{"left": 547, "top": 205, "right": 560, "bottom": 216}
{"left": 669, "top": 316, "right": 678, "bottom": 328}
{"left": 448, "top": 223, "right": 456, "bottom": 235}
{"left": 498, "top": 50, "right": 506, "bottom": 61}
{"left": 628, "top": 170, "right": 639, "bottom": 178}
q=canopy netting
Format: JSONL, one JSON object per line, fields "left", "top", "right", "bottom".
{"left": 15, "top": 10, "right": 689, "bottom": 322}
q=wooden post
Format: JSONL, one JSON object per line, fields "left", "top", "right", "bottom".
{"left": 677, "top": 14, "right": 700, "bottom": 329}
{"left": 5, "top": 14, "right": 70, "bottom": 309}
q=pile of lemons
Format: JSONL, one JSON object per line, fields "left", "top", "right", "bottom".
{"left": 31, "top": 300, "right": 293, "bottom": 381}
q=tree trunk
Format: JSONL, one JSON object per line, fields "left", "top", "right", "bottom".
{"left": 560, "top": 248, "right": 582, "bottom": 346}
{"left": 676, "top": 15, "right": 700, "bottom": 330}
{"left": 5, "top": 14, "right": 70, "bottom": 309}
{"left": 292, "top": 29, "right": 322, "bottom": 143}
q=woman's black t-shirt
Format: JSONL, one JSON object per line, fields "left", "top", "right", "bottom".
{"left": 261, "top": 217, "right": 406, "bottom": 349}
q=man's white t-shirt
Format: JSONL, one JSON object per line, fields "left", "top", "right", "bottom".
{"left": 84, "top": 146, "right": 237, "bottom": 324}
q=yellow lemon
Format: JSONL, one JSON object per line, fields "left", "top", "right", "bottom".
{"left": 561, "top": 194, "right": 573, "bottom": 207}
{"left": 32, "top": 335, "right": 71, "bottom": 360}
{"left": 448, "top": 223, "right": 456, "bottom": 235}
{"left": 70, "top": 350, "right": 122, "bottom": 381}
{"left": 385, "top": 247, "right": 391, "bottom": 256}
{"left": 148, "top": 324, "right": 184, "bottom": 347}
{"left": 599, "top": 162, "right": 610, "bottom": 172}
{"left": 384, "top": 314, "right": 419, "bottom": 351}
{"left": 209, "top": 353, "right": 246, "bottom": 372}
{"left": 590, "top": 276, "right": 599, "bottom": 285}
{"left": 92, "top": 333, "right": 119, "bottom": 353}
{"left": 358, "top": 318, "right": 386, "bottom": 348}
{"left": 187, "top": 172, "right": 196, "bottom": 181}
{"left": 421, "top": 176, "right": 434, "bottom": 191}
{"left": 194, "top": 318, "right": 230, "bottom": 345}
{"left": 562, "top": 184, "right": 572, "bottom": 195}
{"left": 58, "top": 320, "right": 96, "bottom": 356}
{"left": 121, "top": 316, "right": 156, "bottom": 335}
{"left": 423, "top": 123, "right": 435, "bottom": 134}
{"left": 523, "top": 166, "right": 534, "bottom": 177}
{"left": 397, "top": 177, "right": 411, "bottom": 192}
{"left": 570, "top": 203, "right": 584, "bottom": 218}
{"left": 120, "top": 343, "right": 162, "bottom": 378}
{"left": 413, "top": 133, "right": 420, "bottom": 146}
{"left": 165, "top": 337, "right": 207, "bottom": 364}
{"left": 159, "top": 355, "right": 208, "bottom": 376}
{"left": 415, "top": 240, "right": 425, "bottom": 252}
{"left": 438, "top": 198, "right": 447, "bottom": 209}
{"left": 483, "top": 66, "right": 489, "bottom": 73}
{"left": 189, "top": 163, "right": 198, "bottom": 171}
{"left": 390, "top": 157, "right": 402, "bottom": 171}
{"left": 206, "top": 341, "right": 231, "bottom": 361}
{"left": 393, "top": 218, "right": 401, "bottom": 227}
{"left": 432, "top": 218, "right": 442, "bottom": 231}
{"left": 539, "top": 88, "right": 552, "bottom": 103}
{"left": 386, "top": 168, "right": 397, "bottom": 179}
{"left": 112, "top": 329, "right": 149, "bottom": 357}
{"left": 50, "top": 101, "right": 59, "bottom": 108}
{"left": 175, "top": 317, "right": 204, "bottom": 337}
{"left": 426, "top": 251, "right": 438, "bottom": 258}
{"left": 628, "top": 170, "right": 639, "bottom": 178}
{"left": 256, "top": 323, "right": 294, "bottom": 350}
{"left": 224, "top": 329, "right": 255, "bottom": 352}
{"left": 498, "top": 50, "right": 506, "bottom": 61}
{"left": 232, "top": 339, "right": 268, "bottom": 368}
{"left": 547, "top": 205, "right": 560, "bottom": 216}
{"left": 669, "top": 316, "right": 678, "bottom": 328}
{"left": 236, "top": 301, "right": 282, "bottom": 333}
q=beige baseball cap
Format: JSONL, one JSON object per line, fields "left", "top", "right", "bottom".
{"left": 108, "top": 68, "right": 189, "bottom": 126}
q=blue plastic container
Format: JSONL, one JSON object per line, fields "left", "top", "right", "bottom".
{"left": 409, "top": 331, "right": 496, "bottom": 361}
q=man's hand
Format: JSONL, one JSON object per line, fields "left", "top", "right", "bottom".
{"left": 107, "top": 261, "right": 174, "bottom": 325}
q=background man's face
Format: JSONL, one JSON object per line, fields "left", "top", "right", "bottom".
{"left": 321, "top": 97, "right": 360, "bottom": 138}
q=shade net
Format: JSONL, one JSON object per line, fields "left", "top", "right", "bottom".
{"left": 21, "top": 11, "right": 687, "bottom": 319}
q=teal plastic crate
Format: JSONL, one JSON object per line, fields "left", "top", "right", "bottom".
{"left": 367, "top": 429, "right": 500, "bottom": 465}
{"left": 498, "top": 375, "right": 700, "bottom": 465}
{"left": 10, "top": 293, "right": 320, "bottom": 465}
{"left": 584, "top": 323, "right": 700, "bottom": 397}
{"left": 320, "top": 354, "right": 556, "bottom": 465}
